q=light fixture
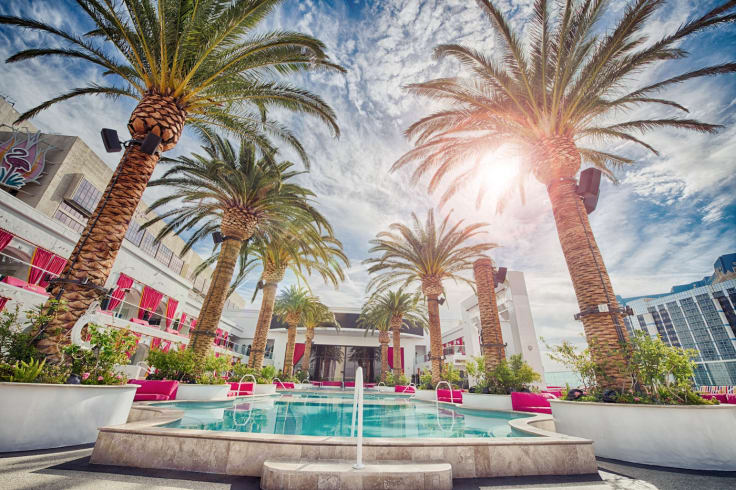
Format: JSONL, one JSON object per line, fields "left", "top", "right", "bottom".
{"left": 212, "top": 231, "right": 224, "bottom": 244}
{"left": 100, "top": 128, "right": 161, "bottom": 155}
{"left": 576, "top": 168, "right": 602, "bottom": 214}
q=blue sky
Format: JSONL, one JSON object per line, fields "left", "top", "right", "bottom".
{"left": 1, "top": 0, "right": 734, "bottom": 369}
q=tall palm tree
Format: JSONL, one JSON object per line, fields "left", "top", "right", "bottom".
{"left": 274, "top": 286, "right": 314, "bottom": 377}
{"left": 247, "top": 231, "right": 348, "bottom": 370}
{"left": 360, "top": 289, "right": 427, "bottom": 377}
{"left": 142, "top": 135, "right": 327, "bottom": 362}
{"left": 473, "top": 257, "right": 505, "bottom": 371}
{"left": 1, "top": 0, "right": 343, "bottom": 359}
{"left": 392, "top": 0, "right": 736, "bottom": 385}
{"left": 300, "top": 299, "right": 341, "bottom": 373}
{"left": 364, "top": 210, "right": 494, "bottom": 384}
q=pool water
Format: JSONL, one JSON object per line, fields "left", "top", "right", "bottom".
{"left": 160, "top": 394, "right": 534, "bottom": 438}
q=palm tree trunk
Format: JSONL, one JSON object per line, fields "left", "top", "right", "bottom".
{"left": 35, "top": 93, "right": 186, "bottom": 361}
{"left": 283, "top": 320, "right": 298, "bottom": 377}
{"left": 473, "top": 257, "right": 505, "bottom": 371}
{"left": 426, "top": 294, "right": 443, "bottom": 386}
{"left": 379, "top": 331, "right": 390, "bottom": 383}
{"left": 190, "top": 236, "right": 244, "bottom": 363}
{"left": 547, "top": 177, "right": 628, "bottom": 387}
{"left": 248, "top": 282, "right": 278, "bottom": 369}
{"left": 391, "top": 315, "right": 403, "bottom": 377}
{"left": 301, "top": 327, "right": 314, "bottom": 372}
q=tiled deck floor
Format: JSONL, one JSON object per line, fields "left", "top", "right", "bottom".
{"left": 1, "top": 445, "right": 735, "bottom": 489}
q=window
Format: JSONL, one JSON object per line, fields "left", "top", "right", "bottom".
{"left": 70, "top": 178, "right": 102, "bottom": 215}
{"left": 54, "top": 202, "right": 87, "bottom": 233}
{"left": 155, "top": 244, "right": 173, "bottom": 267}
{"left": 169, "top": 254, "right": 184, "bottom": 275}
{"left": 139, "top": 231, "right": 159, "bottom": 257}
{"left": 125, "top": 220, "right": 144, "bottom": 246}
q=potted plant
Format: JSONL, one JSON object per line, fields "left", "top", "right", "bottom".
{"left": 381, "top": 371, "right": 409, "bottom": 392}
{"left": 0, "top": 302, "right": 139, "bottom": 452}
{"left": 229, "top": 363, "right": 277, "bottom": 394}
{"left": 146, "top": 349, "right": 230, "bottom": 400}
{"left": 464, "top": 355, "right": 542, "bottom": 411}
{"left": 547, "top": 332, "right": 735, "bottom": 471}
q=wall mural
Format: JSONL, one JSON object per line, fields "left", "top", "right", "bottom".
{"left": 0, "top": 125, "right": 55, "bottom": 190}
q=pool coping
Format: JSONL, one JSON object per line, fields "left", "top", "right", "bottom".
{"left": 91, "top": 395, "right": 598, "bottom": 478}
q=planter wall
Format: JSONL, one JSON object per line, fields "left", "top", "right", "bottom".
{"left": 0, "top": 382, "right": 137, "bottom": 452}
{"left": 463, "top": 393, "right": 513, "bottom": 411}
{"left": 254, "top": 384, "right": 277, "bottom": 395}
{"left": 175, "top": 384, "right": 229, "bottom": 401}
{"left": 550, "top": 400, "right": 736, "bottom": 471}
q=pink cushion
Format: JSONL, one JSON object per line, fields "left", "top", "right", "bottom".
{"left": 511, "top": 392, "right": 552, "bottom": 414}
{"left": 395, "top": 385, "right": 415, "bottom": 393}
{"left": 134, "top": 393, "right": 171, "bottom": 401}
{"left": 274, "top": 381, "right": 295, "bottom": 389}
{"left": 542, "top": 390, "right": 563, "bottom": 398}
{"left": 229, "top": 382, "right": 254, "bottom": 392}
{"left": 364, "top": 383, "right": 376, "bottom": 388}
{"left": 310, "top": 381, "right": 322, "bottom": 386}
{"left": 344, "top": 381, "right": 355, "bottom": 388}
{"left": 129, "top": 379, "right": 179, "bottom": 401}
{"left": 2, "top": 276, "right": 28, "bottom": 288}
{"left": 436, "top": 389, "right": 463, "bottom": 403}
{"left": 702, "top": 394, "right": 728, "bottom": 403}
{"left": 321, "top": 381, "right": 342, "bottom": 387}
{"left": 23, "top": 284, "right": 49, "bottom": 295}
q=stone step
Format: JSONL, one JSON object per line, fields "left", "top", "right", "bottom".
{"left": 260, "top": 459, "right": 452, "bottom": 490}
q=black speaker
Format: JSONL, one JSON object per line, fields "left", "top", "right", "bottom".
{"left": 100, "top": 128, "right": 122, "bottom": 153}
{"left": 577, "top": 168, "right": 601, "bottom": 214}
{"left": 139, "top": 132, "right": 162, "bottom": 155}
{"left": 493, "top": 266, "right": 507, "bottom": 286}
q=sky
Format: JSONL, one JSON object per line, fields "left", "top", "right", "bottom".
{"left": 0, "top": 0, "right": 734, "bottom": 371}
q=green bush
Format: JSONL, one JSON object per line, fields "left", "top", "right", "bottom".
{"left": 8, "top": 358, "right": 46, "bottom": 382}
{"left": 147, "top": 348, "right": 198, "bottom": 382}
{"left": 229, "top": 362, "right": 259, "bottom": 382}
{"left": 417, "top": 363, "right": 462, "bottom": 389}
{"left": 258, "top": 365, "right": 276, "bottom": 384}
{"left": 466, "top": 355, "right": 541, "bottom": 394}
{"left": 294, "top": 370, "right": 310, "bottom": 383}
{"left": 384, "top": 371, "right": 409, "bottom": 387}
{"left": 62, "top": 324, "right": 138, "bottom": 385}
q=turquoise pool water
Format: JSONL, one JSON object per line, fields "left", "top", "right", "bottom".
{"left": 160, "top": 394, "right": 534, "bottom": 438}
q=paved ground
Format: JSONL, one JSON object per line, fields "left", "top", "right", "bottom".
{"left": 1, "top": 445, "right": 735, "bottom": 489}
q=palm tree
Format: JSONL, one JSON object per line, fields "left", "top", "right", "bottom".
{"left": 360, "top": 289, "right": 427, "bottom": 378}
{"left": 142, "top": 135, "right": 328, "bottom": 362}
{"left": 247, "top": 231, "right": 348, "bottom": 370}
{"left": 357, "top": 301, "right": 392, "bottom": 383}
{"left": 2, "top": 0, "right": 343, "bottom": 359}
{"left": 392, "top": 0, "right": 736, "bottom": 385}
{"left": 273, "top": 286, "right": 313, "bottom": 377}
{"left": 364, "top": 210, "right": 494, "bottom": 384}
{"left": 300, "top": 299, "right": 341, "bottom": 373}
{"left": 473, "top": 257, "right": 505, "bottom": 371}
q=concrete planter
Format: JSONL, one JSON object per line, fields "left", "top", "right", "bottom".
{"left": 413, "top": 389, "right": 435, "bottom": 402}
{"left": 550, "top": 400, "right": 736, "bottom": 471}
{"left": 0, "top": 382, "right": 137, "bottom": 452}
{"left": 175, "top": 384, "right": 229, "bottom": 401}
{"left": 254, "top": 384, "right": 277, "bottom": 395}
{"left": 376, "top": 385, "right": 393, "bottom": 393}
{"left": 463, "top": 393, "right": 512, "bottom": 411}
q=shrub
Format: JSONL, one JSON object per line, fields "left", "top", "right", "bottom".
{"left": 258, "top": 365, "right": 276, "bottom": 384}
{"left": 466, "top": 355, "right": 541, "bottom": 394}
{"left": 418, "top": 363, "right": 462, "bottom": 389}
{"left": 8, "top": 358, "right": 46, "bottom": 382}
{"left": 147, "top": 348, "right": 198, "bottom": 383}
{"left": 384, "top": 372, "right": 409, "bottom": 387}
{"left": 294, "top": 370, "right": 310, "bottom": 383}
{"left": 229, "top": 362, "right": 259, "bottom": 382}
{"left": 61, "top": 324, "right": 138, "bottom": 385}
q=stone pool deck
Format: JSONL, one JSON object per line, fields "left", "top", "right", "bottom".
{"left": 4, "top": 443, "right": 736, "bottom": 489}
{"left": 89, "top": 403, "right": 598, "bottom": 479}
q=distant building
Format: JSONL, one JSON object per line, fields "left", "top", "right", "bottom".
{"left": 420, "top": 271, "right": 546, "bottom": 383}
{"left": 620, "top": 254, "right": 736, "bottom": 386}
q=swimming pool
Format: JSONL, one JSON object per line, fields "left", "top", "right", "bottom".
{"left": 160, "top": 393, "right": 534, "bottom": 438}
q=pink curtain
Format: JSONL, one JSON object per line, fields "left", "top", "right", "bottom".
{"left": 165, "top": 298, "right": 179, "bottom": 328}
{"left": 106, "top": 273, "right": 134, "bottom": 311}
{"left": 293, "top": 343, "right": 306, "bottom": 365}
{"left": 38, "top": 255, "right": 67, "bottom": 288}
{"left": 387, "top": 347, "right": 405, "bottom": 370}
{"left": 27, "top": 248, "right": 53, "bottom": 285}
{"left": 0, "top": 230, "right": 13, "bottom": 252}
{"left": 137, "top": 285, "right": 164, "bottom": 320}
{"left": 0, "top": 296, "right": 8, "bottom": 312}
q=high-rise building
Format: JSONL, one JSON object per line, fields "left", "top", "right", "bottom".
{"left": 620, "top": 253, "right": 736, "bottom": 386}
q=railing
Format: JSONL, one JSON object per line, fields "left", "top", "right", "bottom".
{"left": 273, "top": 377, "right": 285, "bottom": 389}
{"left": 435, "top": 380, "right": 459, "bottom": 404}
{"left": 350, "top": 366, "right": 365, "bottom": 470}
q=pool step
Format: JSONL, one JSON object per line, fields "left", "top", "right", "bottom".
{"left": 260, "top": 459, "right": 452, "bottom": 490}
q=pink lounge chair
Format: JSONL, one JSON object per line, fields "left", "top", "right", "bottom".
{"left": 274, "top": 381, "right": 295, "bottom": 389}
{"left": 511, "top": 392, "right": 552, "bottom": 414}
{"left": 701, "top": 393, "right": 728, "bottom": 403}
{"left": 436, "top": 389, "right": 463, "bottom": 404}
{"left": 395, "top": 385, "right": 415, "bottom": 393}
{"left": 228, "top": 382, "right": 254, "bottom": 396}
{"left": 1, "top": 276, "right": 28, "bottom": 288}
{"left": 542, "top": 389, "right": 563, "bottom": 398}
{"left": 364, "top": 383, "right": 376, "bottom": 388}
{"left": 344, "top": 381, "right": 355, "bottom": 388}
{"left": 321, "top": 381, "right": 343, "bottom": 388}
{"left": 129, "top": 379, "right": 179, "bottom": 401}
{"left": 310, "top": 381, "right": 322, "bottom": 387}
